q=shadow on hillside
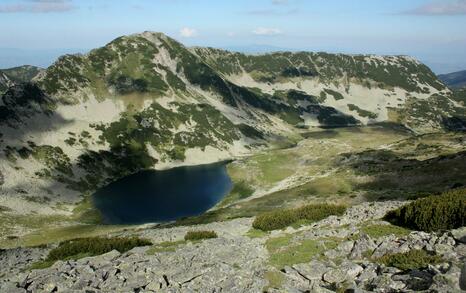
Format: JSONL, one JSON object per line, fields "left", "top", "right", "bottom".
{"left": 301, "top": 130, "right": 340, "bottom": 139}
{"left": 0, "top": 83, "right": 74, "bottom": 142}
{"left": 304, "top": 104, "right": 360, "bottom": 128}
{"left": 340, "top": 149, "right": 466, "bottom": 201}
{"left": 442, "top": 116, "right": 466, "bottom": 132}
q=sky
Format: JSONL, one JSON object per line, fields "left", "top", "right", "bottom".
{"left": 0, "top": 0, "right": 466, "bottom": 74}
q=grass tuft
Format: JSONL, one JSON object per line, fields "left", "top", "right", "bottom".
{"left": 146, "top": 240, "right": 186, "bottom": 254}
{"left": 361, "top": 223, "right": 411, "bottom": 239}
{"left": 265, "top": 235, "right": 339, "bottom": 268}
{"left": 245, "top": 228, "right": 269, "bottom": 238}
{"left": 264, "top": 271, "right": 285, "bottom": 290}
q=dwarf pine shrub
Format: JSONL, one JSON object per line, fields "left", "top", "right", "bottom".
{"left": 46, "top": 236, "right": 152, "bottom": 262}
{"left": 377, "top": 249, "right": 442, "bottom": 271}
{"left": 384, "top": 188, "right": 466, "bottom": 232}
{"left": 252, "top": 209, "right": 299, "bottom": 232}
{"left": 184, "top": 230, "right": 218, "bottom": 241}
{"left": 252, "top": 203, "right": 346, "bottom": 231}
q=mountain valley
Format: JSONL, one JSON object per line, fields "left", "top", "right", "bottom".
{"left": 0, "top": 31, "right": 465, "bottom": 292}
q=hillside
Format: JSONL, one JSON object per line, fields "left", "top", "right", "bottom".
{"left": 1, "top": 65, "right": 43, "bottom": 83}
{"left": 0, "top": 65, "right": 43, "bottom": 94}
{"left": 0, "top": 31, "right": 465, "bottom": 238}
{"left": 439, "top": 69, "right": 466, "bottom": 89}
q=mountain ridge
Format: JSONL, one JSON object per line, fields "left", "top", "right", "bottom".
{"left": 0, "top": 31, "right": 464, "bottom": 223}
{"left": 439, "top": 69, "right": 466, "bottom": 89}
{"left": 0, "top": 65, "right": 43, "bottom": 94}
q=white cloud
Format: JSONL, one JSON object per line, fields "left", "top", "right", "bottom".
{"left": 30, "top": 0, "right": 68, "bottom": 2}
{"left": 272, "top": 0, "right": 289, "bottom": 5}
{"left": 0, "top": 0, "right": 75, "bottom": 13}
{"left": 252, "top": 27, "right": 283, "bottom": 36}
{"left": 404, "top": 0, "right": 466, "bottom": 15}
{"left": 179, "top": 27, "right": 198, "bottom": 38}
{"left": 248, "top": 8, "right": 298, "bottom": 16}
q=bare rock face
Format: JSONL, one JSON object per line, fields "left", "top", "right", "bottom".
{"left": 0, "top": 201, "right": 465, "bottom": 292}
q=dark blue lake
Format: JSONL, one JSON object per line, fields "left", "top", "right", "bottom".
{"left": 92, "top": 162, "right": 232, "bottom": 224}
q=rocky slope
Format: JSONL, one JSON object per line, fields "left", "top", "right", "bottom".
{"left": 0, "top": 31, "right": 465, "bottom": 225}
{"left": 1, "top": 201, "right": 465, "bottom": 292}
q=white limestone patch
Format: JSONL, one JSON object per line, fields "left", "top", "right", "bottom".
{"left": 155, "top": 140, "right": 250, "bottom": 170}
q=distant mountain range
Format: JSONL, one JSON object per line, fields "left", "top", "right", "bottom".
{"left": 438, "top": 70, "right": 466, "bottom": 89}
{"left": 0, "top": 65, "right": 43, "bottom": 94}
{"left": 222, "top": 45, "right": 297, "bottom": 54}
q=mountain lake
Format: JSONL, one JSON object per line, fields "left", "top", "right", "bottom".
{"left": 92, "top": 162, "right": 232, "bottom": 224}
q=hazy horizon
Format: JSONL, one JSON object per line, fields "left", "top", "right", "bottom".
{"left": 1, "top": 0, "right": 466, "bottom": 74}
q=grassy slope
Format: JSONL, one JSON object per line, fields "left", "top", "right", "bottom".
{"left": 1, "top": 125, "right": 465, "bottom": 248}
{"left": 170, "top": 126, "right": 466, "bottom": 226}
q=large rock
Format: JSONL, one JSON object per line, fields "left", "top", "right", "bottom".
{"left": 368, "top": 274, "right": 406, "bottom": 291}
{"left": 356, "top": 263, "right": 378, "bottom": 285}
{"left": 430, "top": 264, "right": 463, "bottom": 292}
{"left": 291, "top": 260, "right": 330, "bottom": 280}
{"left": 451, "top": 227, "right": 466, "bottom": 244}
{"left": 392, "top": 270, "right": 433, "bottom": 291}
{"left": 350, "top": 234, "right": 376, "bottom": 259}
{"left": 460, "top": 262, "right": 466, "bottom": 290}
{"left": 322, "top": 261, "right": 363, "bottom": 284}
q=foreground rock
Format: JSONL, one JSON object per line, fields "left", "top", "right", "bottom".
{"left": 1, "top": 201, "right": 465, "bottom": 292}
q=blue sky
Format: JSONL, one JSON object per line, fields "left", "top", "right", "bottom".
{"left": 0, "top": 0, "right": 465, "bottom": 73}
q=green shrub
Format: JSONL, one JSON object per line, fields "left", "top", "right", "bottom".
{"left": 294, "top": 204, "right": 346, "bottom": 221}
{"left": 252, "top": 204, "right": 346, "bottom": 231}
{"left": 377, "top": 249, "right": 442, "bottom": 271}
{"left": 252, "top": 209, "right": 298, "bottom": 231}
{"left": 184, "top": 230, "right": 218, "bottom": 241}
{"left": 384, "top": 188, "right": 466, "bottom": 232}
{"left": 46, "top": 236, "right": 152, "bottom": 262}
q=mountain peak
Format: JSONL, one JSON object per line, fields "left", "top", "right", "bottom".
{"left": 119, "top": 31, "right": 176, "bottom": 46}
